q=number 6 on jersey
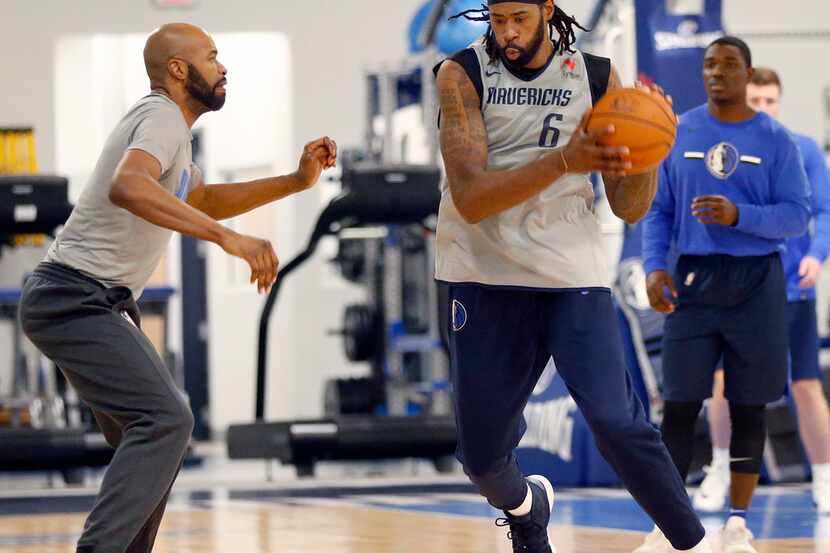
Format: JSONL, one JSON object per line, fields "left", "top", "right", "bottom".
{"left": 539, "top": 113, "right": 563, "bottom": 148}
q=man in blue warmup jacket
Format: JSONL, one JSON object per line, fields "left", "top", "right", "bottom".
{"left": 695, "top": 67, "right": 830, "bottom": 515}
{"left": 637, "top": 37, "right": 810, "bottom": 553}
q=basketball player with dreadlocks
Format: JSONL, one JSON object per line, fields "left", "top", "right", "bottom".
{"left": 434, "top": 1, "right": 711, "bottom": 552}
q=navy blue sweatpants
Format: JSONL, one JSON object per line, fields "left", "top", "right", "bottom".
{"left": 446, "top": 284, "right": 704, "bottom": 550}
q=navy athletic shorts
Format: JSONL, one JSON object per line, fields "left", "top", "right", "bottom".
{"left": 661, "top": 253, "right": 788, "bottom": 405}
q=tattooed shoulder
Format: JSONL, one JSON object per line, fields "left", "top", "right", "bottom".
{"left": 436, "top": 61, "right": 486, "bottom": 160}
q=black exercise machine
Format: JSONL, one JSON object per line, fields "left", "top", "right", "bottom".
{"left": 0, "top": 175, "right": 74, "bottom": 241}
{"left": 0, "top": 175, "right": 116, "bottom": 481}
{"left": 227, "top": 164, "right": 459, "bottom": 476}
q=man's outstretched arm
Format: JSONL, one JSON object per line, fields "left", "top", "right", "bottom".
{"left": 111, "top": 148, "right": 279, "bottom": 292}
{"left": 187, "top": 137, "right": 337, "bottom": 220}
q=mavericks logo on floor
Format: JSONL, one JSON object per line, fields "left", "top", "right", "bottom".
{"left": 520, "top": 358, "right": 577, "bottom": 461}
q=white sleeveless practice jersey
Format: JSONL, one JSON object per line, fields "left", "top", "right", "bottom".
{"left": 435, "top": 41, "right": 612, "bottom": 289}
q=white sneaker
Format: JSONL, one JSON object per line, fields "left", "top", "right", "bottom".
{"left": 721, "top": 517, "right": 757, "bottom": 553}
{"left": 814, "top": 475, "right": 830, "bottom": 513}
{"left": 693, "top": 464, "right": 730, "bottom": 512}
{"left": 632, "top": 526, "right": 673, "bottom": 553}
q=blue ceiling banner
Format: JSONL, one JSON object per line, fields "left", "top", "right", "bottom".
{"left": 635, "top": 0, "right": 724, "bottom": 116}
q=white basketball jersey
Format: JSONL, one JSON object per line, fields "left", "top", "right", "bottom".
{"left": 435, "top": 41, "right": 612, "bottom": 289}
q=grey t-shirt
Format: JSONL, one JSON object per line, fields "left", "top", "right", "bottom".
{"left": 47, "top": 93, "right": 194, "bottom": 298}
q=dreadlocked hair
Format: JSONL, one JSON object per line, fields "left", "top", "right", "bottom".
{"left": 449, "top": 2, "right": 589, "bottom": 64}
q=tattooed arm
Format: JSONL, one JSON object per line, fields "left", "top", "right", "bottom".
{"left": 436, "top": 61, "right": 630, "bottom": 224}
{"left": 436, "top": 61, "right": 566, "bottom": 224}
{"left": 601, "top": 65, "right": 661, "bottom": 225}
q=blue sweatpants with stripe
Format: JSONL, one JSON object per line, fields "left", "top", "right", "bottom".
{"left": 446, "top": 284, "right": 704, "bottom": 550}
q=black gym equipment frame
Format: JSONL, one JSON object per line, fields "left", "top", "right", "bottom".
{"left": 0, "top": 175, "right": 74, "bottom": 244}
{"left": 0, "top": 175, "right": 115, "bottom": 479}
{"left": 227, "top": 164, "right": 458, "bottom": 476}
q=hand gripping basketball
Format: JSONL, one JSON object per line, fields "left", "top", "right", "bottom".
{"left": 584, "top": 85, "right": 678, "bottom": 174}
{"left": 559, "top": 109, "right": 633, "bottom": 177}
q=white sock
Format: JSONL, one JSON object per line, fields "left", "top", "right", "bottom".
{"left": 712, "top": 447, "right": 730, "bottom": 469}
{"left": 813, "top": 463, "right": 830, "bottom": 481}
{"left": 508, "top": 484, "right": 533, "bottom": 517}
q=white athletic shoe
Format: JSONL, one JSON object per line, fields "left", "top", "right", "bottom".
{"left": 693, "top": 463, "right": 730, "bottom": 512}
{"left": 814, "top": 474, "right": 830, "bottom": 513}
{"left": 632, "top": 526, "right": 673, "bottom": 553}
{"left": 721, "top": 517, "right": 757, "bottom": 553}
{"left": 685, "top": 537, "right": 715, "bottom": 553}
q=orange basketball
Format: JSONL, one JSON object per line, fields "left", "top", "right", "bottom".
{"left": 586, "top": 87, "right": 677, "bottom": 173}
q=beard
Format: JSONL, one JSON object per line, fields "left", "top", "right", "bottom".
{"left": 497, "top": 15, "right": 547, "bottom": 69}
{"left": 186, "top": 63, "right": 226, "bottom": 111}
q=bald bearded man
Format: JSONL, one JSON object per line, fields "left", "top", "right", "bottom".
{"left": 19, "top": 23, "right": 336, "bottom": 553}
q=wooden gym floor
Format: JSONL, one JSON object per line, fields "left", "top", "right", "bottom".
{"left": 0, "top": 451, "right": 827, "bottom": 553}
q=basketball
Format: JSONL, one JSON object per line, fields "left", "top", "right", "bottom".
{"left": 587, "top": 87, "right": 678, "bottom": 173}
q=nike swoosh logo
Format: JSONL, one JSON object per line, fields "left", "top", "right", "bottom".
{"left": 486, "top": 71, "right": 501, "bottom": 77}
{"left": 730, "top": 457, "right": 754, "bottom": 463}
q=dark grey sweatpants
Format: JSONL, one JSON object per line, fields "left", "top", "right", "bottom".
{"left": 19, "top": 262, "right": 194, "bottom": 553}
